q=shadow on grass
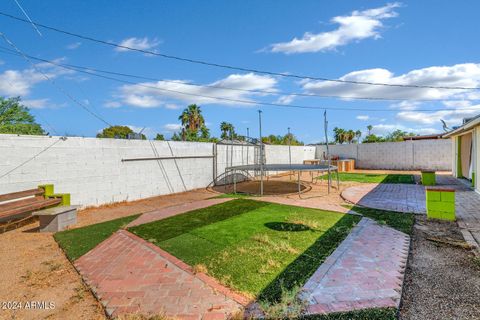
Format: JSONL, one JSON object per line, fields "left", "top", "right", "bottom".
{"left": 318, "top": 172, "right": 414, "bottom": 184}
{"left": 258, "top": 214, "right": 361, "bottom": 303}
{"left": 265, "top": 222, "right": 311, "bottom": 232}
{"left": 346, "top": 205, "right": 415, "bottom": 235}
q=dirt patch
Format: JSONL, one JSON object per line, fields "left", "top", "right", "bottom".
{"left": 0, "top": 224, "right": 104, "bottom": 320}
{"left": 399, "top": 216, "right": 480, "bottom": 320}
{"left": 212, "top": 180, "right": 309, "bottom": 195}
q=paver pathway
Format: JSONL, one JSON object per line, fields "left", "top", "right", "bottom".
{"left": 341, "top": 183, "right": 426, "bottom": 214}
{"left": 75, "top": 230, "right": 245, "bottom": 319}
{"left": 128, "top": 198, "right": 232, "bottom": 227}
{"left": 300, "top": 218, "right": 410, "bottom": 314}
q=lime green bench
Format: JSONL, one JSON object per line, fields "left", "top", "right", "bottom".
{"left": 426, "top": 187, "right": 455, "bottom": 221}
{"left": 421, "top": 170, "right": 436, "bottom": 186}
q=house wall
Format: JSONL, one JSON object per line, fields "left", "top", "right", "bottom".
{"left": 315, "top": 139, "right": 452, "bottom": 171}
{"left": 0, "top": 135, "right": 316, "bottom": 207}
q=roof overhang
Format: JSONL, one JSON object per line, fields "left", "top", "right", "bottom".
{"left": 443, "top": 117, "right": 480, "bottom": 138}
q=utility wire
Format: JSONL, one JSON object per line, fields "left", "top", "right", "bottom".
{"left": 0, "top": 31, "right": 112, "bottom": 126}
{"left": 0, "top": 45, "right": 476, "bottom": 103}
{"left": 0, "top": 137, "right": 65, "bottom": 180}
{"left": 11, "top": 0, "right": 42, "bottom": 36}
{"left": 1, "top": 48, "right": 477, "bottom": 113}
{"left": 1, "top": 10, "right": 480, "bottom": 91}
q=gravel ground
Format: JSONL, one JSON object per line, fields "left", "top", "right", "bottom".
{"left": 399, "top": 216, "right": 480, "bottom": 320}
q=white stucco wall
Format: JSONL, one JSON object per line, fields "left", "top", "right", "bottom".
{"left": 315, "top": 139, "right": 452, "bottom": 171}
{"left": 0, "top": 135, "right": 317, "bottom": 206}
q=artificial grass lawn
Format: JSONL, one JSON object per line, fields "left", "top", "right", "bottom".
{"left": 129, "top": 199, "right": 361, "bottom": 302}
{"left": 319, "top": 172, "right": 414, "bottom": 184}
{"left": 54, "top": 214, "right": 139, "bottom": 261}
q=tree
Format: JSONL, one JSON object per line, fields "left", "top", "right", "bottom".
{"left": 154, "top": 133, "right": 165, "bottom": 141}
{"left": 363, "top": 134, "right": 384, "bottom": 143}
{"left": 0, "top": 97, "right": 45, "bottom": 135}
{"left": 178, "top": 104, "right": 205, "bottom": 135}
{"left": 385, "top": 129, "right": 416, "bottom": 142}
{"left": 355, "top": 130, "right": 362, "bottom": 143}
{"left": 333, "top": 127, "right": 346, "bottom": 144}
{"left": 96, "top": 125, "right": 146, "bottom": 139}
{"left": 367, "top": 125, "right": 373, "bottom": 136}
{"left": 220, "top": 122, "right": 235, "bottom": 139}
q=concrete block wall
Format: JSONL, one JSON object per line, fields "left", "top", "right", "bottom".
{"left": 0, "top": 135, "right": 214, "bottom": 207}
{"left": 315, "top": 139, "right": 451, "bottom": 170}
{"left": 0, "top": 135, "right": 317, "bottom": 207}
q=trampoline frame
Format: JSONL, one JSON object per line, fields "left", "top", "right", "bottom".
{"left": 225, "top": 163, "right": 339, "bottom": 196}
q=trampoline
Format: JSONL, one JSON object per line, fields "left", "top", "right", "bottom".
{"left": 225, "top": 163, "right": 339, "bottom": 196}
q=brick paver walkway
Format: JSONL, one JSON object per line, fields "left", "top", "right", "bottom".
{"left": 75, "top": 230, "right": 245, "bottom": 319}
{"left": 128, "top": 198, "right": 233, "bottom": 227}
{"left": 300, "top": 218, "right": 410, "bottom": 315}
{"left": 341, "top": 183, "right": 426, "bottom": 214}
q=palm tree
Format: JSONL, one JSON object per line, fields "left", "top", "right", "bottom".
{"left": 367, "top": 125, "right": 373, "bottom": 136}
{"left": 220, "top": 122, "right": 235, "bottom": 139}
{"left": 178, "top": 104, "right": 205, "bottom": 133}
{"left": 355, "top": 130, "right": 362, "bottom": 143}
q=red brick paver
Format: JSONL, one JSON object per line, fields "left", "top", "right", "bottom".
{"left": 341, "top": 183, "right": 426, "bottom": 214}
{"left": 128, "top": 198, "right": 233, "bottom": 227}
{"left": 75, "top": 230, "right": 244, "bottom": 319}
{"left": 300, "top": 218, "right": 410, "bottom": 315}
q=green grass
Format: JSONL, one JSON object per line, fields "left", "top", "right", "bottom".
{"left": 319, "top": 172, "right": 414, "bottom": 184}
{"left": 301, "top": 307, "right": 396, "bottom": 320}
{"left": 345, "top": 204, "right": 415, "bottom": 235}
{"left": 54, "top": 214, "right": 139, "bottom": 261}
{"left": 129, "top": 199, "right": 361, "bottom": 302}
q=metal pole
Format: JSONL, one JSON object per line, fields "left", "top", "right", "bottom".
{"left": 288, "top": 127, "right": 292, "bottom": 180}
{"left": 233, "top": 169, "right": 237, "bottom": 194}
{"left": 230, "top": 128, "right": 233, "bottom": 168}
{"left": 246, "top": 128, "right": 249, "bottom": 166}
{"left": 324, "top": 110, "right": 331, "bottom": 194}
{"left": 258, "top": 110, "right": 264, "bottom": 196}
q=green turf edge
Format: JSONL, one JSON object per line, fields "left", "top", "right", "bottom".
{"left": 300, "top": 307, "right": 397, "bottom": 320}
{"left": 344, "top": 204, "right": 414, "bottom": 235}
{"left": 54, "top": 214, "right": 140, "bottom": 261}
{"left": 318, "top": 173, "right": 415, "bottom": 184}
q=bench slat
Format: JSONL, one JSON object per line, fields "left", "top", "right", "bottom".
{"left": 0, "top": 188, "right": 44, "bottom": 202}
{"left": 0, "top": 198, "right": 62, "bottom": 219}
{"left": 0, "top": 197, "right": 43, "bottom": 212}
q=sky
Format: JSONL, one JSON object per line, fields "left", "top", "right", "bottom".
{"left": 2, "top": 1, "right": 480, "bottom": 143}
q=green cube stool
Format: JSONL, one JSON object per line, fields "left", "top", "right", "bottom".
{"left": 421, "top": 171, "right": 436, "bottom": 186}
{"left": 425, "top": 187, "right": 455, "bottom": 221}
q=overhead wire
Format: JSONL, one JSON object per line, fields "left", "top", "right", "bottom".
{"left": 1, "top": 10, "right": 480, "bottom": 91}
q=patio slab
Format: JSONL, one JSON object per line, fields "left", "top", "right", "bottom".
{"left": 341, "top": 183, "right": 426, "bottom": 214}
{"left": 75, "top": 230, "right": 245, "bottom": 319}
{"left": 300, "top": 218, "right": 410, "bottom": 315}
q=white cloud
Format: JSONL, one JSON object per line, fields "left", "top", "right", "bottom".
{"left": 356, "top": 115, "right": 370, "bottom": 120}
{"left": 104, "top": 101, "right": 121, "bottom": 108}
{"left": 165, "top": 103, "right": 180, "bottom": 110}
{"left": 268, "top": 3, "right": 401, "bottom": 54}
{"left": 115, "top": 73, "right": 278, "bottom": 108}
{"left": 0, "top": 60, "right": 73, "bottom": 96}
{"left": 115, "top": 37, "right": 161, "bottom": 52}
{"left": 22, "top": 98, "right": 50, "bottom": 109}
{"left": 163, "top": 123, "right": 182, "bottom": 132}
{"left": 302, "top": 63, "right": 480, "bottom": 100}
{"left": 66, "top": 42, "right": 82, "bottom": 50}
{"left": 275, "top": 95, "right": 295, "bottom": 104}
{"left": 396, "top": 103, "right": 480, "bottom": 127}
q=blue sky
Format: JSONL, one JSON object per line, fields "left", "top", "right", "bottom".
{"left": 2, "top": 1, "right": 480, "bottom": 142}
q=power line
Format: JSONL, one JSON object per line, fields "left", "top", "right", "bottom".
{"left": 0, "top": 31, "right": 112, "bottom": 126}
{"left": 2, "top": 10, "right": 480, "bottom": 91}
{"left": 1, "top": 48, "right": 479, "bottom": 113}
{"left": 12, "top": 0, "right": 42, "bottom": 36}
{"left": 0, "top": 45, "right": 476, "bottom": 103}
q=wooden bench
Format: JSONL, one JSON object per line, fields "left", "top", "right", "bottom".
{"left": 0, "top": 185, "right": 69, "bottom": 233}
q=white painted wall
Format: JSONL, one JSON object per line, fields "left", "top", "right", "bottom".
{"left": 0, "top": 135, "right": 317, "bottom": 207}
{"left": 315, "top": 139, "right": 452, "bottom": 170}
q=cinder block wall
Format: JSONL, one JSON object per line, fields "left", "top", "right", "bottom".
{"left": 315, "top": 139, "right": 452, "bottom": 170}
{"left": 0, "top": 135, "right": 316, "bottom": 207}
